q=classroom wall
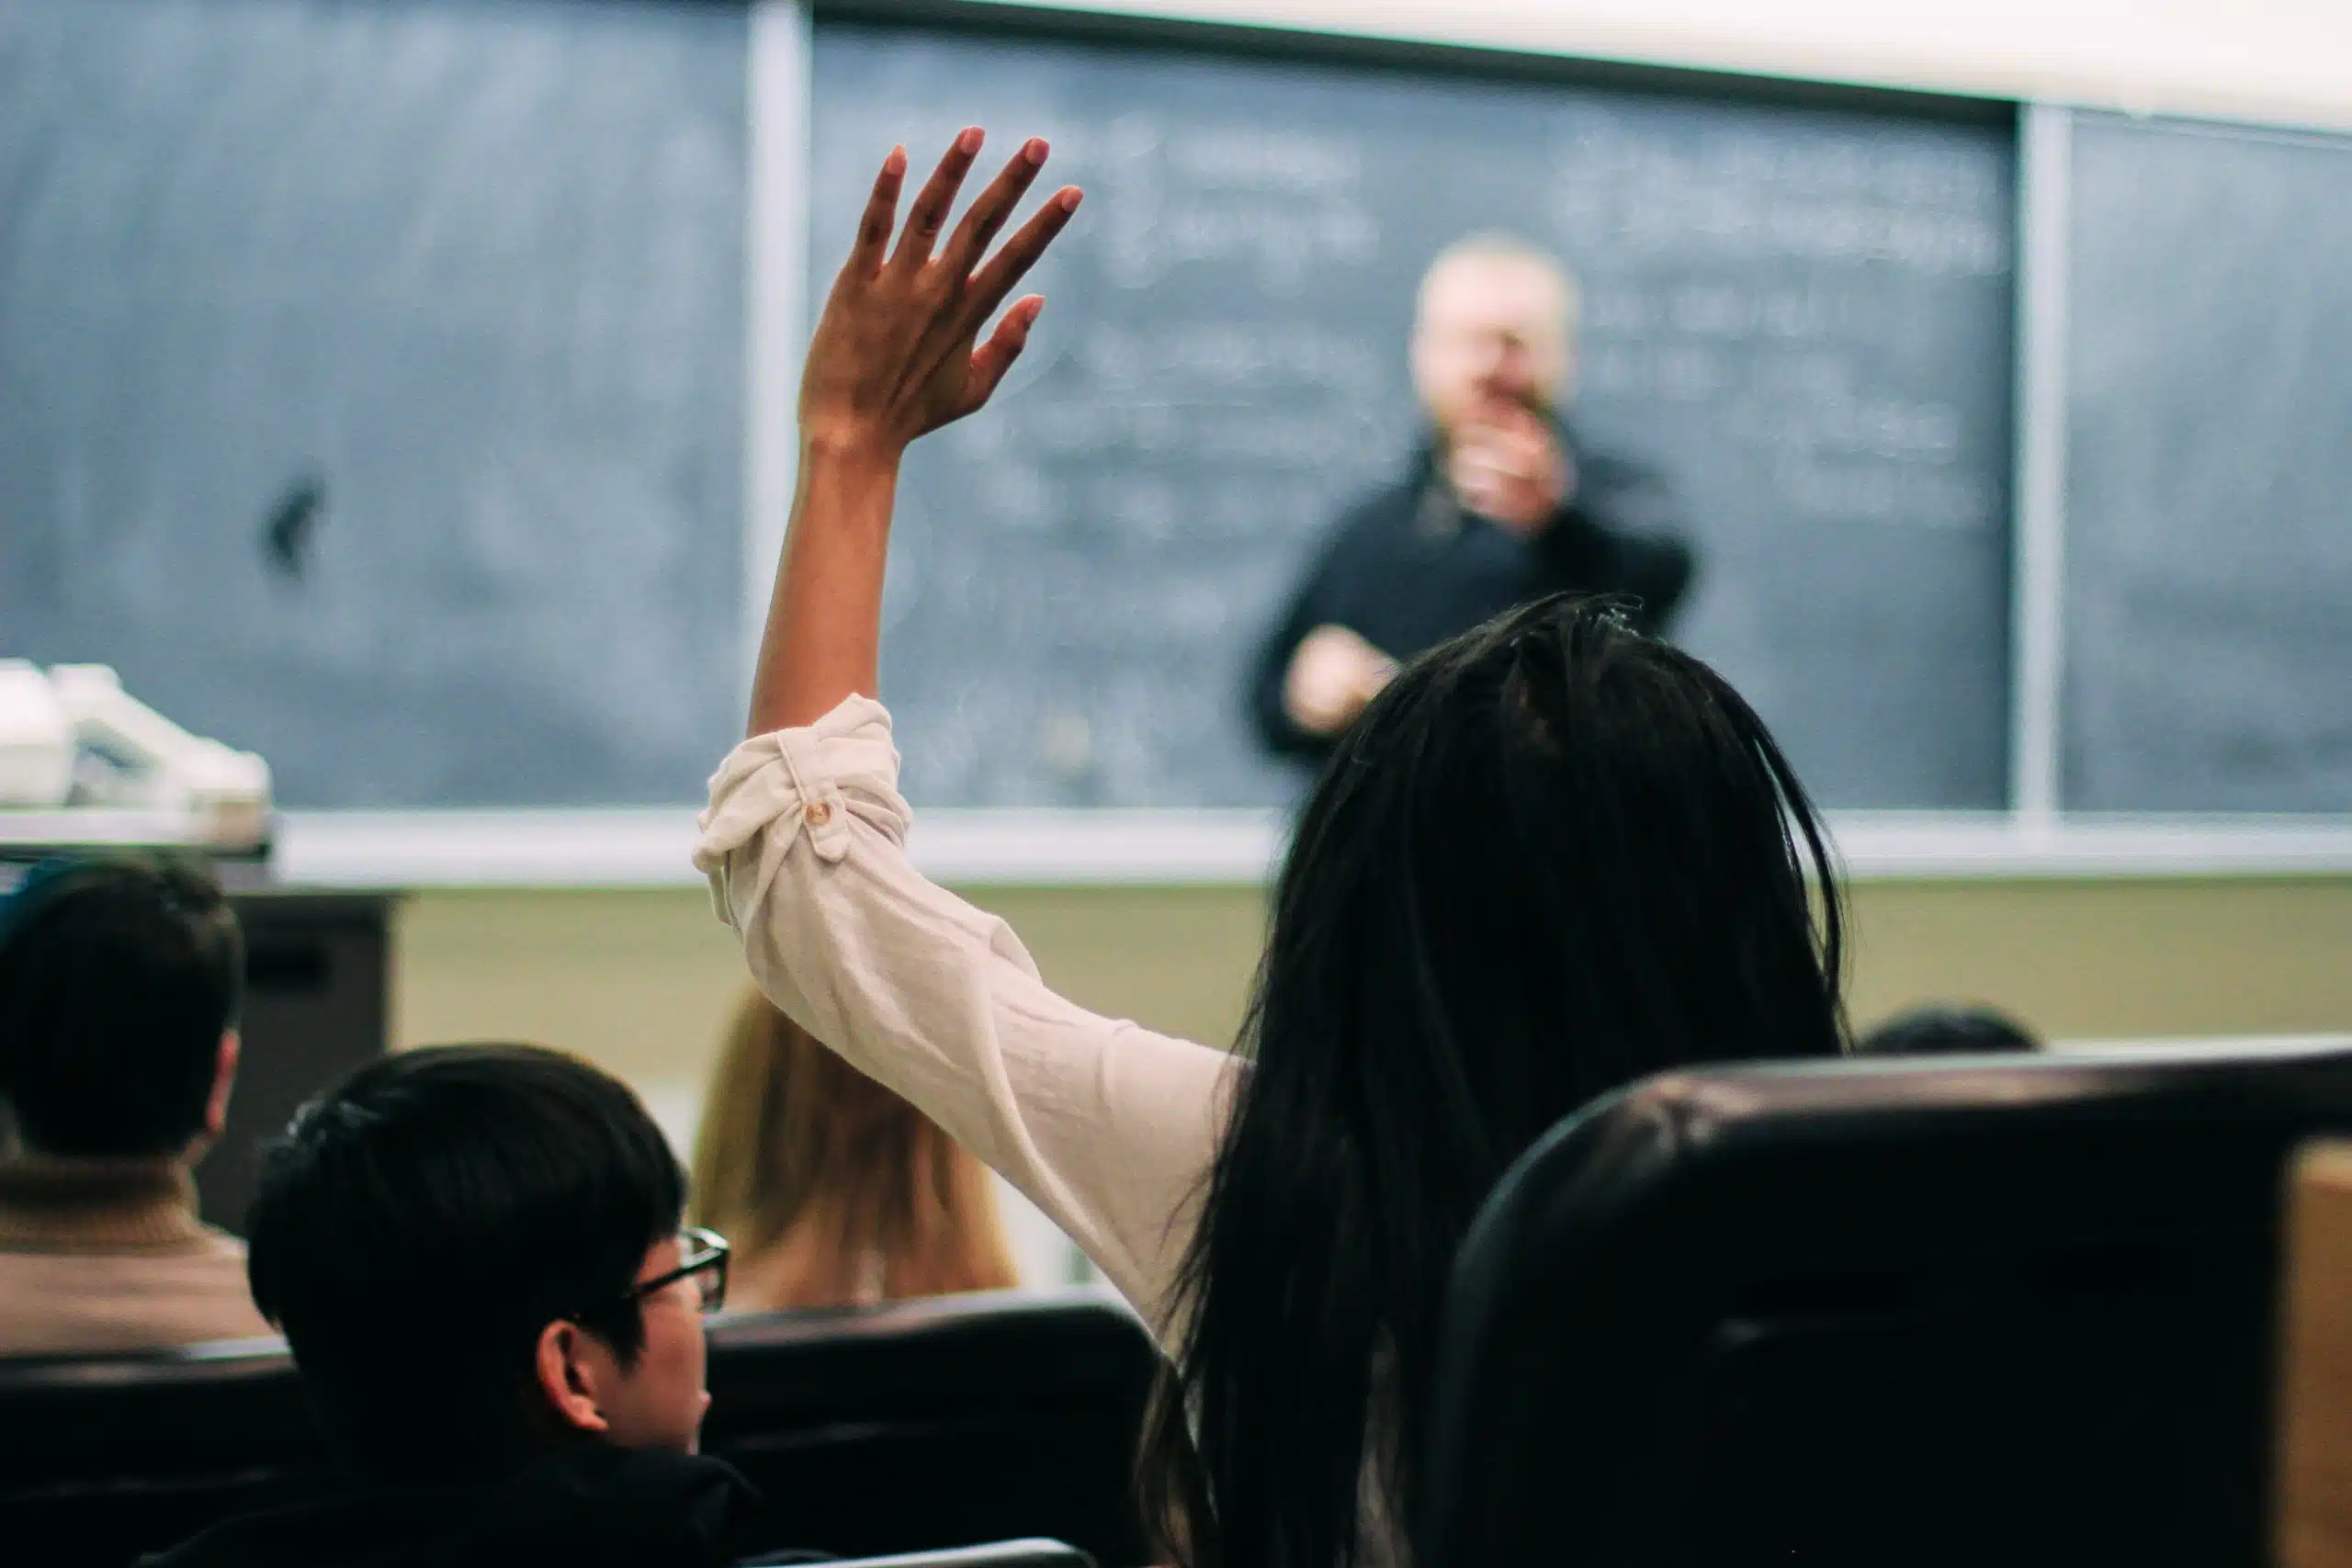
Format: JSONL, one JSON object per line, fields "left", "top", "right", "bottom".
{"left": 390, "top": 872, "right": 2352, "bottom": 1269}
{"left": 396, "top": 876, "right": 2352, "bottom": 1089}
{"left": 990, "top": 0, "right": 2352, "bottom": 128}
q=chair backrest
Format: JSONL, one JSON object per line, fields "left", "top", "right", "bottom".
{"left": 807, "top": 1540, "right": 1093, "bottom": 1568}
{"left": 2277, "top": 1141, "right": 2352, "bottom": 1568}
{"left": 0, "top": 1335, "right": 322, "bottom": 1565}
{"left": 1419, "top": 1046, "right": 2352, "bottom": 1568}
{"left": 699, "top": 1290, "right": 1159, "bottom": 1565}
{"left": 0, "top": 1289, "right": 1159, "bottom": 1568}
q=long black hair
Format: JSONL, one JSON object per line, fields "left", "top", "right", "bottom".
{"left": 1140, "top": 595, "right": 1847, "bottom": 1568}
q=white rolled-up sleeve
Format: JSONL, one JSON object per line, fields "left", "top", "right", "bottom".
{"left": 695, "top": 695, "right": 1237, "bottom": 1337}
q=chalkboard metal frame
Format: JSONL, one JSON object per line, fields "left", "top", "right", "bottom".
{"left": 745, "top": 0, "right": 814, "bottom": 682}
{"left": 242, "top": 0, "right": 2350, "bottom": 885}
{"left": 2008, "top": 103, "right": 2070, "bottom": 824}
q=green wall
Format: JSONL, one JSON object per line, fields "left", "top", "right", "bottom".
{"left": 395, "top": 878, "right": 2352, "bottom": 1096}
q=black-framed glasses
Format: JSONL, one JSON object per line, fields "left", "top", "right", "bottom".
{"left": 627, "top": 1226, "right": 730, "bottom": 1314}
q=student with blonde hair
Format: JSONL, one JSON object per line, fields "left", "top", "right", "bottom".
{"left": 690, "top": 990, "right": 1017, "bottom": 1309}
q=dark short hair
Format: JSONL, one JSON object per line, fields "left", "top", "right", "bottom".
{"left": 246, "top": 1043, "right": 686, "bottom": 1481}
{"left": 0, "top": 852, "right": 243, "bottom": 1156}
{"left": 1856, "top": 1005, "right": 2040, "bottom": 1057}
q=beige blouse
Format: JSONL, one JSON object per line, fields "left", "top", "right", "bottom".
{"left": 695, "top": 696, "right": 1238, "bottom": 1342}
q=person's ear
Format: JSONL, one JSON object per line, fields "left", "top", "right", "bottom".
{"left": 203, "top": 1031, "right": 240, "bottom": 1139}
{"left": 533, "top": 1320, "right": 612, "bottom": 1437}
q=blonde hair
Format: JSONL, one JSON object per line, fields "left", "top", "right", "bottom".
{"left": 689, "top": 990, "right": 1019, "bottom": 1309}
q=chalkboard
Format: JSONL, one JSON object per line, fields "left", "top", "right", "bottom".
{"left": 813, "top": 23, "right": 2018, "bottom": 809}
{"left": 0, "top": 0, "right": 746, "bottom": 808}
{"left": 2063, "top": 112, "right": 2352, "bottom": 813}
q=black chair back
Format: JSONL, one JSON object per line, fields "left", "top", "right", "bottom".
{"left": 0, "top": 1289, "right": 1158, "bottom": 1568}
{"left": 701, "top": 1291, "right": 1159, "bottom": 1564}
{"left": 797, "top": 1540, "right": 1092, "bottom": 1568}
{"left": 0, "top": 1336, "right": 321, "bottom": 1565}
{"left": 1419, "top": 1047, "right": 2352, "bottom": 1568}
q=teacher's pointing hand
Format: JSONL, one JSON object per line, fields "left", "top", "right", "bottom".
{"left": 800, "top": 128, "right": 1083, "bottom": 457}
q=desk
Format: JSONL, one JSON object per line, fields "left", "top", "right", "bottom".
{"left": 209, "top": 882, "right": 395, "bottom": 1234}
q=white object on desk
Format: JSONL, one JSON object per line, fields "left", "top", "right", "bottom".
{"left": 0, "top": 660, "right": 75, "bottom": 809}
{"left": 0, "top": 663, "right": 273, "bottom": 852}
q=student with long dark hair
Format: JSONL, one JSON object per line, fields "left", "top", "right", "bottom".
{"left": 695, "top": 130, "right": 1846, "bottom": 1568}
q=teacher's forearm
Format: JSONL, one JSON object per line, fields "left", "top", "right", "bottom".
{"left": 748, "top": 434, "right": 903, "bottom": 735}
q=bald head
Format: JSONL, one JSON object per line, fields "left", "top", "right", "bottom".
{"left": 1409, "top": 235, "right": 1580, "bottom": 438}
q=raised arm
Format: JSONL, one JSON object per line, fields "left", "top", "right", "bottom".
{"left": 707, "top": 130, "right": 1235, "bottom": 1334}
{"left": 749, "top": 130, "right": 1081, "bottom": 734}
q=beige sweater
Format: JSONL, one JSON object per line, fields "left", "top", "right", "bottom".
{"left": 0, "top": 1155, "right": 273, "bottom": 1355}
{"left": 697, "top": 695, "right": 1239, "bottom": 1342}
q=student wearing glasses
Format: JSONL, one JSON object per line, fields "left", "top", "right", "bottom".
{"left": 150, "top": 1044, "right": 781, "bottom": 1568}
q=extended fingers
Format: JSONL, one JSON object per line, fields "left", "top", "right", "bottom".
{"left": 963, "top": 186, "right": 1083, "bottom": 328}
{"left": 942, "top": 138, "right": 1050, "bottom": 277}
{"left": 891, "top": 128, "right": 984, "bottom": 271}
{"left": 844, "top": 145, "right": 909, "bottom": 276}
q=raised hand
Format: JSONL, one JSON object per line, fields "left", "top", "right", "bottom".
{"left": 799, "top": 128, "right": 1083, "bottom": 456}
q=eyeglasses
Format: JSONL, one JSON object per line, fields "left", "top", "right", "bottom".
{"left": 625, "top": 1226, "right": 730, "bottom": 1314}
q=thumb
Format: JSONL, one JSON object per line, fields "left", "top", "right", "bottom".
{"left": 965, "top": 295, "right": 1046, "bottom": 410}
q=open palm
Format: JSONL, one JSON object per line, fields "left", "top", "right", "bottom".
{"left": 798, "top": 129, "right": 1082, "bottom": 455}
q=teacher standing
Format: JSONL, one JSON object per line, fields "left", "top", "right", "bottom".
{"left": 1250, "top": 234, "right": 1695, "bottom": 759}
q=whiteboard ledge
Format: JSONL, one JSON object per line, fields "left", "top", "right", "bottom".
{"left": 266, "top": 807, "right": 1288, "bottom": 888}
{"left": 14, "top": 807, "right": 2352, "bottom": 887}
{"left": 2, "top": 809, "right": 222, "bottom": 848}
{"left": 1827, "top": 814, "right": 2352, "bottom": 880}
{"left": 253, "top": 808, "right": 2352, "bottom": 886}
